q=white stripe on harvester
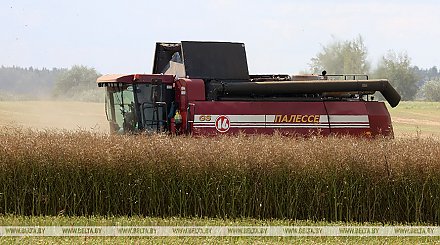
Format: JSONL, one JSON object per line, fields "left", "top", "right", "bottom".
{"left": 193, "top": 115, "right": 265, "bottom": 123}
{"left": 328, "top": 115, "right": 369, "bottom": 123}
{"left": 193, "top": 114, "right": 370, "bottom": 129}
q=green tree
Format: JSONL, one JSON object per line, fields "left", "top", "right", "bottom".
{"left": 421, "top": 79, "right": 440, "bottom": 101}
{"left": 374, "top": 51, "right": 418, "bottom": 101}
{"left": 310, "top": 36, "right": 370, "bottom": 74}
{"left": 413, "top": 66, "right": 439, "bottom": 82}
{"left": 53, "top": 65, "right": 101, "bottom": 100}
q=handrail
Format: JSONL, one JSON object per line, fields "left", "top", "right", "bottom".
{"left": 140, "top": 101, "right": 168, "bottom": 132}
{"left": 186, "top": 103, "right": 195, "bottom": 134}
{"left": 323, "top": 74, "right": 369, "bottom": 80}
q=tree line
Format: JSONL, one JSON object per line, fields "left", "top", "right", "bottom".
{"left": 0, "top": 66, "right": 64, "bottom": 100}
{"left": 0, "top": 65, "right": 101, "bottom": 102}
{"left": 309, "top": 36, "right": 440, "bottom": 101}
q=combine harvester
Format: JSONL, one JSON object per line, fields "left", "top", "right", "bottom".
{"left": 97, "top": 41, "right": 400, "bottom": 137}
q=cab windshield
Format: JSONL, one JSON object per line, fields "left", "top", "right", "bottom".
{"left": 106, "top": 85, "right": 137, "bottom": 133}
{"left": 105, "top": 83, "right": 169, "bottom": 134}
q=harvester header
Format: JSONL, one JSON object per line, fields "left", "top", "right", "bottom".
{"left": 97, "top": 41, "right": 401, "bottom": 137}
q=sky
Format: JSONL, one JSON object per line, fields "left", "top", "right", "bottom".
{"left": 2, "top": 0, "right": 440, "bottom": 75}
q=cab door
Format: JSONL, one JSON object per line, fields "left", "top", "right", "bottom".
{"left": 135, "top": 82, "right": 171, "bottom": 132}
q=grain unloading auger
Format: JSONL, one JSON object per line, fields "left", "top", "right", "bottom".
{"left": 97, "top": 41, "right": 401, "bottom": 137}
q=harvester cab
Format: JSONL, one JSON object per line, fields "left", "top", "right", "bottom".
{"left": 97, "top": 41, "right": 250, "bottom": 134}
{"left": 97, "top": 41, "right": 401, "bottom": 136}
{"left": 97, "top": 74, "right": 174, "bottom": 134}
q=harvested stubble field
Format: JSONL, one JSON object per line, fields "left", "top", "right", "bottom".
{"left": 388, "top": 101, "right": 440, "bottom": 138}
{"left": 1, "top": 128, "right": 440, "bottom": 224}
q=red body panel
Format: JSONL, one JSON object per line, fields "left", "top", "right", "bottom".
{"left": 324, "top": 101, "right": 370, "bottom": 136}
{"left": 189, "top": 100, "right": 393, "bottom": 137}
{"left": 175, "top": 79, "right": 205, "bottom": 132}
{"left": 191, "top": 101, "right": 330, "bottom": 136}
{"left": 365, "top": 102, "right": 393, "bottom": 136}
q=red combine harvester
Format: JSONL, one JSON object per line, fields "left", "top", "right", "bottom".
{"left": 97, "top": 41, "right": 401, "bottom": 137}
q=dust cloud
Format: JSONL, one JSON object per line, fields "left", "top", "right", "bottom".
{"left": 0, "top": 101, "right": 109, "bottom": 133}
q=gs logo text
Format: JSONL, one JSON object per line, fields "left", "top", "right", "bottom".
{"left": 198, "top": 115, "right": 212, "bottom": 121}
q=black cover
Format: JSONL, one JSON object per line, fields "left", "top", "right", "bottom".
{"left": 181, "top": 41, "right": 249, "bottom": 80}
{"left": 206, "top": 79, "right": 401, "bottom": 107}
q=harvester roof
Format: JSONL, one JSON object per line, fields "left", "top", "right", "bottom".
{"left": 96, "top": 74, "right": 174, "bottom": 87}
